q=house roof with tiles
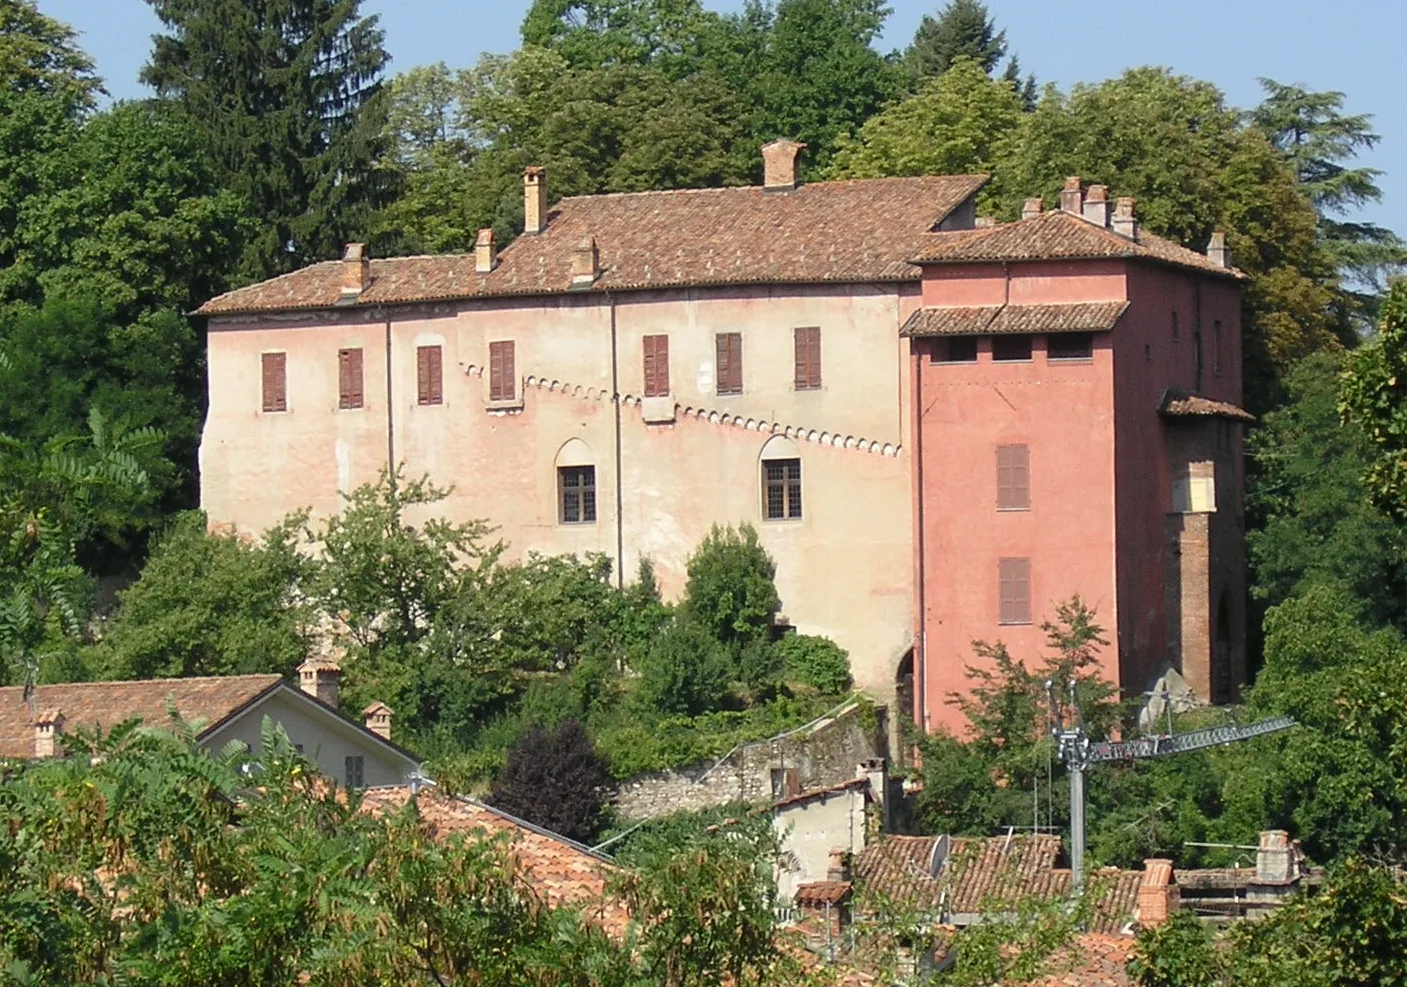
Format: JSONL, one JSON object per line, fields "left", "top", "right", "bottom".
{"left": 854, "top": 834, "right": 1141, "bottom": 933}
{"left": 1158, "top": 388, "right": 1256, "bottom": 423}
{"left": 900, "top": 300, "right": 1130, "bottom": 337}
{"left": 0, "top": 675, "right": 283, "bottom": 758}
{"left": 198, "top": 173, "right": 988, "bottom": 316}
{"left": 358, "top": 786, "right": 630, "bottom": 937}
{"left": 911, "top": 205, "right": 1243, "bottom": 280}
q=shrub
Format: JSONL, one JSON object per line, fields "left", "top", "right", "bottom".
{"left": 777, "top": 633, "right": 851, "bottom": 694}
{"left": 681, "top": 524, "right": 780, "bottom": 655}
{"left": 488, "top": 720, "right": 613, "bottom": 843}
{"left": 635, "top": 618, "right": 732, "bottom": 717}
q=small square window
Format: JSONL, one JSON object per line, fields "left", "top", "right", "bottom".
{"left": 1047, "top": 333, "right": 1093, "bottom": 361}
{"left": 344, "top": 755, "right": 364, "bottom": 789}
{"left": 934, "top": 337, "right": 978, "bottom": 363}
{"left": 763, "top": 458, "right": 802, "bottom": 520}
{"left": 991, "top": 335, "right": 1033, "bottom": 362}
{"left": 559, "top": 466, "right": 597, "bottom": 524}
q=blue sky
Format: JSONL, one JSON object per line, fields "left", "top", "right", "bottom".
{"left": 40, "top": 0, "right": 1406, "bottom": 238}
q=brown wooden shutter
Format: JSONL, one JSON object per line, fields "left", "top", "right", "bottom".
{"left": 417, "top": 345, "right": 442, "bottom": 405}
{"left": 261, "top": 352, "right": 286, "bottom": 412}
{"left": 643, "top": 334, "right": 669, "bottom": 397}
{"left": 339, "top": 348, "right": 364, "bottom": 409}
{"left": 999, "top": 557, "right": 1031, "bottom": 624}
{"left": 489, "top": 341, "right": 515, "bottom": 401}
{"left": 996, "top": 445, "right": 1029, "bottom": 510}
{"left": 429, "top": 345, "right": 443, "bottom": 404}
{"left": 794, "top": 327, "right": 821, "bottom": 389}
{"left": 716, "top": 332, "right": 741, "bottom": 394}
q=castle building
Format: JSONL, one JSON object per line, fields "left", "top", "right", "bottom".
{"left": 197, "top": 145, "right": 1248, "bottom": 734}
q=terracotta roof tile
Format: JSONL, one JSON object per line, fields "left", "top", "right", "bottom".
{"left": 359, "top": 786, "right": 629, "bottom": 937}
{"left": 1158, "top": 389, "right": 1255, "bottom": 422}
{"left": 0, "top": 675, "right": 282, "bottom": 758}
{"left": 773, "top": 776, "right": 872, "bottom": 810}
{"left": 795, "top": 880, "right": 854, "bottom": 905}
{"left": 1018, "top": 932, "right": 1137, "bottom": 987}
{"left": 901, "top": 301, "right": 1129, "bottom": 337}
{"left": 912, "top": 209, "right": 1242, "bottom": 279}
{"left": 199, "top": 175, "right": 988, "bottom": 316}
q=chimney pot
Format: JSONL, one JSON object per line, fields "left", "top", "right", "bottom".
{"left": 298, "top": 658, "right": 342, "bottom": 708}
{"left": 523, "top": 166, "right": 547, "bottom": 235}
{"left": 33, "top": 709, "right": 64, "bottom": 759}
{"left": 1112, "top": 197, "right": 1138, "bottom": 239}
{"left": 1021, "top": 197, "right": 1044, "bottom": 220}
{"left": 1136, "top": 858, "right": 1179, "bottom": 927}
{"left": 363, "top": 702, "right": 393, "bottom": 741}
{"left": 341, "top": 243, "right": 369, "bottom": 298}
{"left": 475, "top": 228, "right": 497, "bottom": 274}
{"left": 1060, "top": 176, "right": 1083, "bottom": 214}
{"left": 762, "top": 139, "right": 807, "bottom": 191}
{"left": 571, "top": 236, "right": 600, "bottom": 285}
{"left": 1082, "top": 184, "right": 1110, "bottom": 227}
{"left": 1207, "top": 230, "right": 1229, "bottom": 268}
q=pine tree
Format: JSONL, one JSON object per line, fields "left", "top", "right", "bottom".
{"left": 905, "top": 0, "right": 1007, "bottom": 79}
{"left": 141, "top": 0, "right": 394, "bottom": 282}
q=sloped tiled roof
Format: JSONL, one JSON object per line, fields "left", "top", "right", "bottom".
{"left": 1019, "top": 932, "right": 1137, "bottom": 987}
{"left": 359, "top": 786, "right": 629, "bottom": 937}
{"left": 795, "top": 880, "right": 854, "bottom": 905}
{"left": 199, "top": 175, "right": 988, "bottom": 316}
{"left": 774, "top": 776, "right": 873, "bottom": 810}
{"left": 1158, "top": 389, "right": 1256, "bottom": 423}
{"left": 912, "top": 209, "right": 1242, "bottom": 279}
{"left": 855, "top": 835, "right": 1140, "bottom": 933}
{"left": 900, "top": 300, "right": 1129, "bottom": 337}
{"left": 0, "top": 675, "right": 282, "bottom": 758}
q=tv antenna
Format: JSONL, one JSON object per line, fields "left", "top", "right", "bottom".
{"left": 1046, "top": 679, "right": 1295, "bottom": 890}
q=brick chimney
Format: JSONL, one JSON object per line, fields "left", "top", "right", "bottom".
{"left": 762, "top": 139, "right": 806, "bottom": 191}
{"left": 1255, "top": 830, "right": 1299, "bottom": 884}
{"left": 298, "top": 658, "right": 341, "bottom": 707}
{"left": 571, "top": 236, "right": 600, "bottom": 286}
{"left": 827, "top": 847, "right": 852, "bottom": 883}
{"left": 1021, "top": 197, "right": 1043, "bottom": 220}
{"left": 1207, "top": 230, "right": 1230, "bottom": 268}
{"left": 523, "top": 166, "right": 547, "bottom": 235}
{"left": 1136, "top": 858, "right": 1179, "bottom": 927}
{"left": 1060, "top": 176, "right": 1083, "bottom": 214}
{"left": 363, "top": 702, "right": 393, "bottom": 741}
{"left": 1082, "top": 184, "right": 1110, "bottom": 227}
{"left": 341, "top": 243, "right": 369, "bottom": 299}
{"left": 33, "top": 709, "right": 64, "bottom": 759}
{"left": 475, "top": 228, "right": 497, "bottom": 273}
{"left": 1112, "top": 197, "right": 1138, "bottom": 239}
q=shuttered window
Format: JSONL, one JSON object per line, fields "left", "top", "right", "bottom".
{"left": 338, "top": 348, "right": 364, "bottom": 409}
{"left": 762, "top": 458, "right": 802, "bottom": 520}
{"left": 1213, "top": 320, "right": 1224, "bottom": 376}
{"left": 489, "top": 340, "right": 516, "bottom": 402}
{"left": 558, "top": 466, "right": 597, "bottom": 524}
{"left": 996, "top": 445, "right": 1030, "bottom": 510}
{"left": 794, "top": 326, "right": 821, "bottom": 390}
{"left": 344, "top": 755, "right": 364, "bottom": 789}
{"left": 999, "top": 558, "right": 1031, "bottom": 625}
{"left": 643, "top": 334, "right": 670, "bottom": 397}
{"left": 261, "top": 352, "right": 287, "bottom": 412}
{"left": 416, "top": 345, "right": 443, "bottom": 405}
{"left": 716, "top": 332, "right": 742, "bottom": 395}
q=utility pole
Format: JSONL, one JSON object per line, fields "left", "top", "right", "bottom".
{"left": 1047, "top": 680, "right": 1295, "bottom": 890}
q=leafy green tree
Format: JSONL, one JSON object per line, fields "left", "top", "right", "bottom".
{"left": 1252, "top": 79, "right": 1406, "bottom": 326}
{"left": 1247, "top": 350, "right": 1407, "bottom": 626}
{"left": 776, "top": 632, "right": 851, "bottom": 693}
{"left": 828, "top": 57, "right": 1023, "bottom": 182}
{"left": 636, "top": 616, "right": 733, "bottom": 716}
{"left": 141, "top": 0, "right": 394, "bottom": 281}
{"left": 488, "top": 719, "right": 614, "bottom": 842}
{"left": 681, "top": 522, "right": 780, "bottom": 657}
{"left": 1340, "top": 281, "right": 1407, "bottom": 521}
{"left": 91, "top": 512, "right": 311, "bottom": 681}
{"left": 521, "top": 0, "right": 719, "bottom": 77}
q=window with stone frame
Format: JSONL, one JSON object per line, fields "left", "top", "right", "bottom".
{"left": 558, "top": 465, "right": 597, "bottom": 524}
{"left": 762, "top": 457, "right": 802, "bottom": 520}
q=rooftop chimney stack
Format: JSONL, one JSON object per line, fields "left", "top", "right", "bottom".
{"left": 1082, "top": 184, "right": 1110, "bottom": 227}
{"left": 341, "top": 243, "right": 369, "bottom": 299}
{"left": 33, "top": 709, "right": 64, "bottom": 759}
{"left": 298, "top": 658, "right": 342, "bottom": 708}
{"left": 1112, "top": 197, "right": 1138, "bottom": 239}
{"left": 1060, "top": 176, "right": 1083, "bottom": 214}
{"left": 363, "top": 702, "right": 393, "bottom": 741}
{"left": 827, "top": 847, "right": 852, "bottom": 883}
{"left": 1255, "top": 830, "right": 1299, "bottom": 884}
{"left": 1021, "top": 197, "right": 1044, "bottom": 220}
{"left": 1207, "top": 231, "right": 1230, "bottom": 268}
{"left": 523, "top": 166, "right": 547, "bottom": 235}
{"left": 475, "top": 228, "right": 497, "bottom": 273}
{"left": 762, "top": 139, "right": 807, "bottom": 191}
{"left": 571, "top": 236, "right": 600, "bottom": 286}
{"left": 1136, "top": 859, "right": 1180, "bottom": 928}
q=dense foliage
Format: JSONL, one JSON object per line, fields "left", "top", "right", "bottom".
{"left": 488, "top": 719, "right": 613, "bottom": 842}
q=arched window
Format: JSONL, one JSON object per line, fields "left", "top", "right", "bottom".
{"left": 759, "top": 436, "right": 802, "bottom": 521}
{"left": 555, "top": 438, "right": 596, "bottom": 525}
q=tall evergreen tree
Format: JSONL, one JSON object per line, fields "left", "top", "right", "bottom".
{"left": 1252, "top": 79, "right": 1406, "bottom": 328}
{"left": 141, "top": 0, "right": 394, "bottom": 282}
{"left": 905, "top": 0, "right": 1007, "bottom": 78}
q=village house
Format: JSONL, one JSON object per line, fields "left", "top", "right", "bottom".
{"left": 196, "top": 144, "right": 1249, "bottom": 734}
{"left": 0, "top": 659, "right": 419, "bottom": 788}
